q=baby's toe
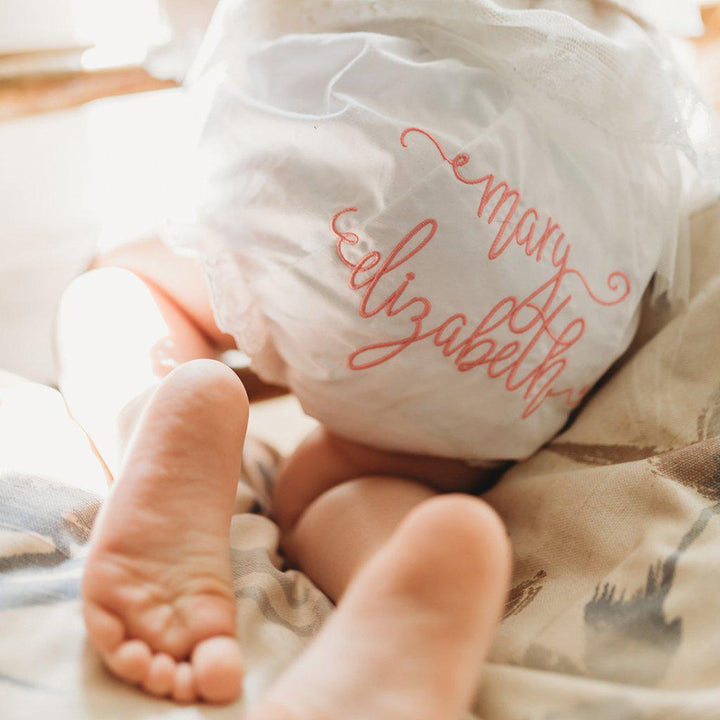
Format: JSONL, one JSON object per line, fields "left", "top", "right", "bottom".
{"left": 192, "top": 636, "right": 244, "bottom": 704}
{"left": 83, "top": 603, "right": 125, "bottom": 655}
{"left": 105, "top": 639, "right": 153, "bottom": 685}
{"left": 142, "top": 653, "right": 177, "bottom": 697}
{"left": 172, "top": 662, "right": 198, "bottom": 703}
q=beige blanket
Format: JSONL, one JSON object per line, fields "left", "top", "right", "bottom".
{"left": 2, "top": 200, "right": 720, "bottom": 719}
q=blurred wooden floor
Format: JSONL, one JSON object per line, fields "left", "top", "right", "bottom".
{"left": 0, "top": 5, "right": 718, "bottom": 122}
{"left": 0, "top": 66, "right": 175, "bottom": 122}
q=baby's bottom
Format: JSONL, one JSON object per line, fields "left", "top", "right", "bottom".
{"left": 59, "top": 243, "right": 511, "bottom": 718}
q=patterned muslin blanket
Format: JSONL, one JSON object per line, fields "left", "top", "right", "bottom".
{"left": 3, "top": 200, "right": 720, "bottom": 719}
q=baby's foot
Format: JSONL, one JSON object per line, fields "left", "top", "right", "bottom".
{"left": 248, "top": 495, "right": 511, "bottom": 720}
{"left": 82, "top": 360, "right": 249, "bottom": 703}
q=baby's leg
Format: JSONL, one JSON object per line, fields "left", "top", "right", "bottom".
{"left": 57, "top": 237, "right": 235, "bottom": 476}
{"left": 250, "top": 434, "right": 511, "bottom": 720}
{"left": 83, "top": 359, "right": 248, "bottom": 704}
{"left": 58, "top": 241, "right": 247, "bottom": 702}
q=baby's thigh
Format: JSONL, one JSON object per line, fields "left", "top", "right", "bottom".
{"left": 272, "top": 426, "right": 496, "bottom": 533}
{"left": 92, "top": 237, "right": 234, "bottom": 349}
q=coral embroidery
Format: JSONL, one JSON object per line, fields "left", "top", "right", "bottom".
{"left": 400, "top": 128, "right": 631, "bottom": 307}
{"left": 331, "top": 128, "right": 632, "bottom": 419}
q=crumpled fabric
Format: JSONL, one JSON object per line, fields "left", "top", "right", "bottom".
{"left": 163, "top": 0, "right": 720, "bottom": 461}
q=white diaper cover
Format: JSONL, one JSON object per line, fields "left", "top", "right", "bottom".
{"left": 163, "top": 0, "right": 718, "bottom": 462}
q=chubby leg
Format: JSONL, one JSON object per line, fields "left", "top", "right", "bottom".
{"left": 56, "top": 237, "right": 235, "bottom": 477}
{"left": 250, "top": 434, "right": 511, "bottom": 720}
{"left": 83, "top": 359, "right": 248, "bottom": 704}
{"left": 57, "top": 239, "right": 251, "bottom": 702}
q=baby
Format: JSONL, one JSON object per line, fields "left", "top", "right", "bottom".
{"left": 56, "top": 0, "right": 708, "bottom": 717}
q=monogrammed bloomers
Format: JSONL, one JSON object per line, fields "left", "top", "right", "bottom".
{"left": 164, "top": 0, "right": 719, "bottom": 461}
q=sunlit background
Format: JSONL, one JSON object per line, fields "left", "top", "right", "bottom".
{"left": 0, "top": 0, "right": 218, "bottom": 383}
{"left": 0, "top": 0, "right": 214, "bottom": 68}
